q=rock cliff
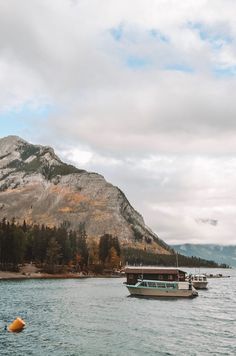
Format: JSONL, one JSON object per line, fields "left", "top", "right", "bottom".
{"left": 0, "top": 136, "right": 171, "bottom": 254}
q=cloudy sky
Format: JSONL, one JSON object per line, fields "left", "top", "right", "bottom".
{"left": 1, "top": 0, "right": 236, "bottom": 245}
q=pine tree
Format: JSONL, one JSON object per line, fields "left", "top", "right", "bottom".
{"left": 87, "top": 238, "right": 99, "bottom": 265}
{"left": 76, "top": 223, "right": 89, "bottom": 268}
{"left": 45, "top": 238, "right": 62, "bottom": 273}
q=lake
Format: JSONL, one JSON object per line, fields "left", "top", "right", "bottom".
{"left": 0, "top": 268, "right": 235, "bottom": 355}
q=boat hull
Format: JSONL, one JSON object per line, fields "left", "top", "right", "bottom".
{"left": 127, "top": 286, "right": 198, "bottom": 298}
{"left": 192, "top": 281, "right": 208, "bottom": 289}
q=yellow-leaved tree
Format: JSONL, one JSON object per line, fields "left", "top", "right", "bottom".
{"left": 108, "top": 246, "right": 121, "bottom": 269}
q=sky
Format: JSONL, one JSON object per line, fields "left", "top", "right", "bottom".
{"left": 1, "top": 0, "right": 236, "bottom": 245}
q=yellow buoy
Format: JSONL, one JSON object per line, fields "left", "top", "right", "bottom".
{"left": 8, "top": 318, "right": 25, "bottom": 332}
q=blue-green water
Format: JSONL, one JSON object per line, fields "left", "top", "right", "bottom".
{"left": 0, "top": 268, "right": 235, "bottom": 356}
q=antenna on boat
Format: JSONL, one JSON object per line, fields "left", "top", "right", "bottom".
{"left": 176, "top": 252, "right": 179, "bottom": 281}
{"left": 176, "top": 252, "right": 179, "bottom": 268}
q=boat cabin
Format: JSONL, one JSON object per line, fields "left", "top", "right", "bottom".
{"left": 191, "top": 274, "right": 207, "bottom": 282}
{"left": 125, "top": 266, "right": 186, "bottom": 285}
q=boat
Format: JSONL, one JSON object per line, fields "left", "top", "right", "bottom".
{"left": 190, "top": 274, "right": 208, "bottom": 289}
{"left": 205, "top": 273, "right": 230, "bottom": 278}
{"left": 124, "top": 267, "right": 198, "bottom": 298}
{"left": 126, "top": 279, "right": 198, "bottom": 298}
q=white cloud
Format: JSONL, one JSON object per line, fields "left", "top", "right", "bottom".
{"left": 55, "top": 148, "right": 236, "bottom": 245}
{"left": 60, "top": 148, "right": 93, "bottom": 166}
{"left": 1, "top": 0, "right": 236, "bottom": 244}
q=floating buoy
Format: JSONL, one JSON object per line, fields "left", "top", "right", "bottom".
{"left": 8, "top": 318, "right": 25, "bottom": 332}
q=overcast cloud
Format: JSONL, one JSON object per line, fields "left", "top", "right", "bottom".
{"left": 1, "top": 0, "right": 236, "bottom": 244}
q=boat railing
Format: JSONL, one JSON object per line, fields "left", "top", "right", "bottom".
{"left": 137, "top": 280, "right": 179, "bottom": 290}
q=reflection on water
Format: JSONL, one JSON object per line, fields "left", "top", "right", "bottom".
{"left": 0, "top": 268, "right": 235, "bottom": 356}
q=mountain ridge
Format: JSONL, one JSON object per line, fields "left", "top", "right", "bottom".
{"left": 172, "top": 243, "right": 235, "bottom": 267}
{"left": 0, "top": 135, "right": 171, "bottom": 254}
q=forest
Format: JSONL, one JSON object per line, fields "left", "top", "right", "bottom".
{"left": 0, "top": 218, "right": 227, "bottom": 273}
{"left": 0, "top": 218, "right": 121, "bottom": 273}
{"left": 123, "top": 247, "right": 228, "bottom": 268}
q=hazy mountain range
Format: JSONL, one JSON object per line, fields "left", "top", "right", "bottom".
{"left": 0, "top": 135, "right": 170, "bottom": 254}
{"left": 172, "top": 244, "right": 236, "bottom": 267}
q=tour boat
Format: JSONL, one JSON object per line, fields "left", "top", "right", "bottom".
{"left": 190, "top": 274, "right": 208, "bottom": 289}
{"left": 126, "top": 279, "right": 198, "bottom": 298}
{"left": 124, "top": 267, "right": 198, "bottom": 298}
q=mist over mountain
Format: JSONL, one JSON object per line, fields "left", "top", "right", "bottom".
{"left": 0, "top": 135, "right": 170, "bottom": 254}
{"left": 172, "top": 244, "right": 236, "bottom": 267}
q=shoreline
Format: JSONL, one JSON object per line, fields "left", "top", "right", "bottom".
{"left": 0, "top": 271, "right": 123, "bottom": 280}
{"left": 0, "top": 271, "right": 85, "bottom": 280}
{"left": 0, "top": 268, "right": 232, "bottom": 281}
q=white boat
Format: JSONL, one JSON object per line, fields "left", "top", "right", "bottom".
{"left": 205, "top": 273, "right": 230, "bottom": 278}
{"left": 126, "top": 279, "right": 198, "bottom": 298}
{"left": 190, "top": 274, "right": 208, "bottom": 289}
{"left": 124, "top": 267, "right": 198, "bottom": 298}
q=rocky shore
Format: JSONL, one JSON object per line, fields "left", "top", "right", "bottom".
{"left": 0, "top": 263, "right": 123, "bottom": 280}
{"left": 0, "top": 271, "right": 92, "bottom": 280}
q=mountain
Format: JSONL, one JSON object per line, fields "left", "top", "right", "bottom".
{"left": 172, "top": 244, "right": 236, "bottom": 267}
{"left": 0, "top": 135, "right": 171, "bottom": 254}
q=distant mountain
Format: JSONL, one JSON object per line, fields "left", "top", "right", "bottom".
{"left": 0, "top": 135, "right": 171, "bottom": 254}
{"left": 172, "top": 244, "right": 236, "bottom": 267}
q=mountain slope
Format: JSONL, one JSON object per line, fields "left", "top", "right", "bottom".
{"left": 0, "top": 136, "right": 171, "bottom": 254}
{"left": 172, "top": 244, "right": 236, "bottom": 267}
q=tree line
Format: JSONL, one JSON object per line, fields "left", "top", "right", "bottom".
{"left": 0, "top": 218, "right": 121, "bottom": 273}
{"left": 123, "top": 247, "right": 229, "bottom": 268}
{"left": 0, "top": 218, "right": 227, "bottom": 273}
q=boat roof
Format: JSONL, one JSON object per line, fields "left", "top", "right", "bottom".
{"left": 125, "top": 266, "right": 186, "bottom": 275}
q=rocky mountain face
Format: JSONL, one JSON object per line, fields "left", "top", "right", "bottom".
{"left": 0, "top": 136, "right": 171, "bottom": 254}
{"left": 172, "top": 244, "right": 236, "bottom": 267}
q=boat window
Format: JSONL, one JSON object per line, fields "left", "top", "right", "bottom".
{"left": 203, "top": 277, "right": 206, "bottom": 281}
{"left": 167, "top": 283, "right": 175, "bottom": 289}
{"left": 156, "top": 283, "right": 165, "bottom": 288}
{"left": 140, "top": 281, "right": 147, "bottom": 287}
{"left": 147, "top": 282, "right": 157, "bottom": 287}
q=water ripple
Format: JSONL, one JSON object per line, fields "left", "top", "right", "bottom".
{"left": 0, "top": 268, "right": 235, "bottom": 355}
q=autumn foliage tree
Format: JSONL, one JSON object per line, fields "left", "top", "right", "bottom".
{"left": 98, "top": 234, "right": 121, "bottom": 268}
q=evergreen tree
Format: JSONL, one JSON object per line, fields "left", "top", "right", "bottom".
{"left": 76, "top": 223, "right": 89, "bottom": 268}
{"left": 45, "top": 238, "right": 62, "bottom": 273}
{"left": 99, "top": 234, "right": 111, "bottom": 263}
{"left": 87, "top": 238, "right": 99, "bottom": 265}
{"left": 98, "top": 234, "right": 121, "bottom": 265}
